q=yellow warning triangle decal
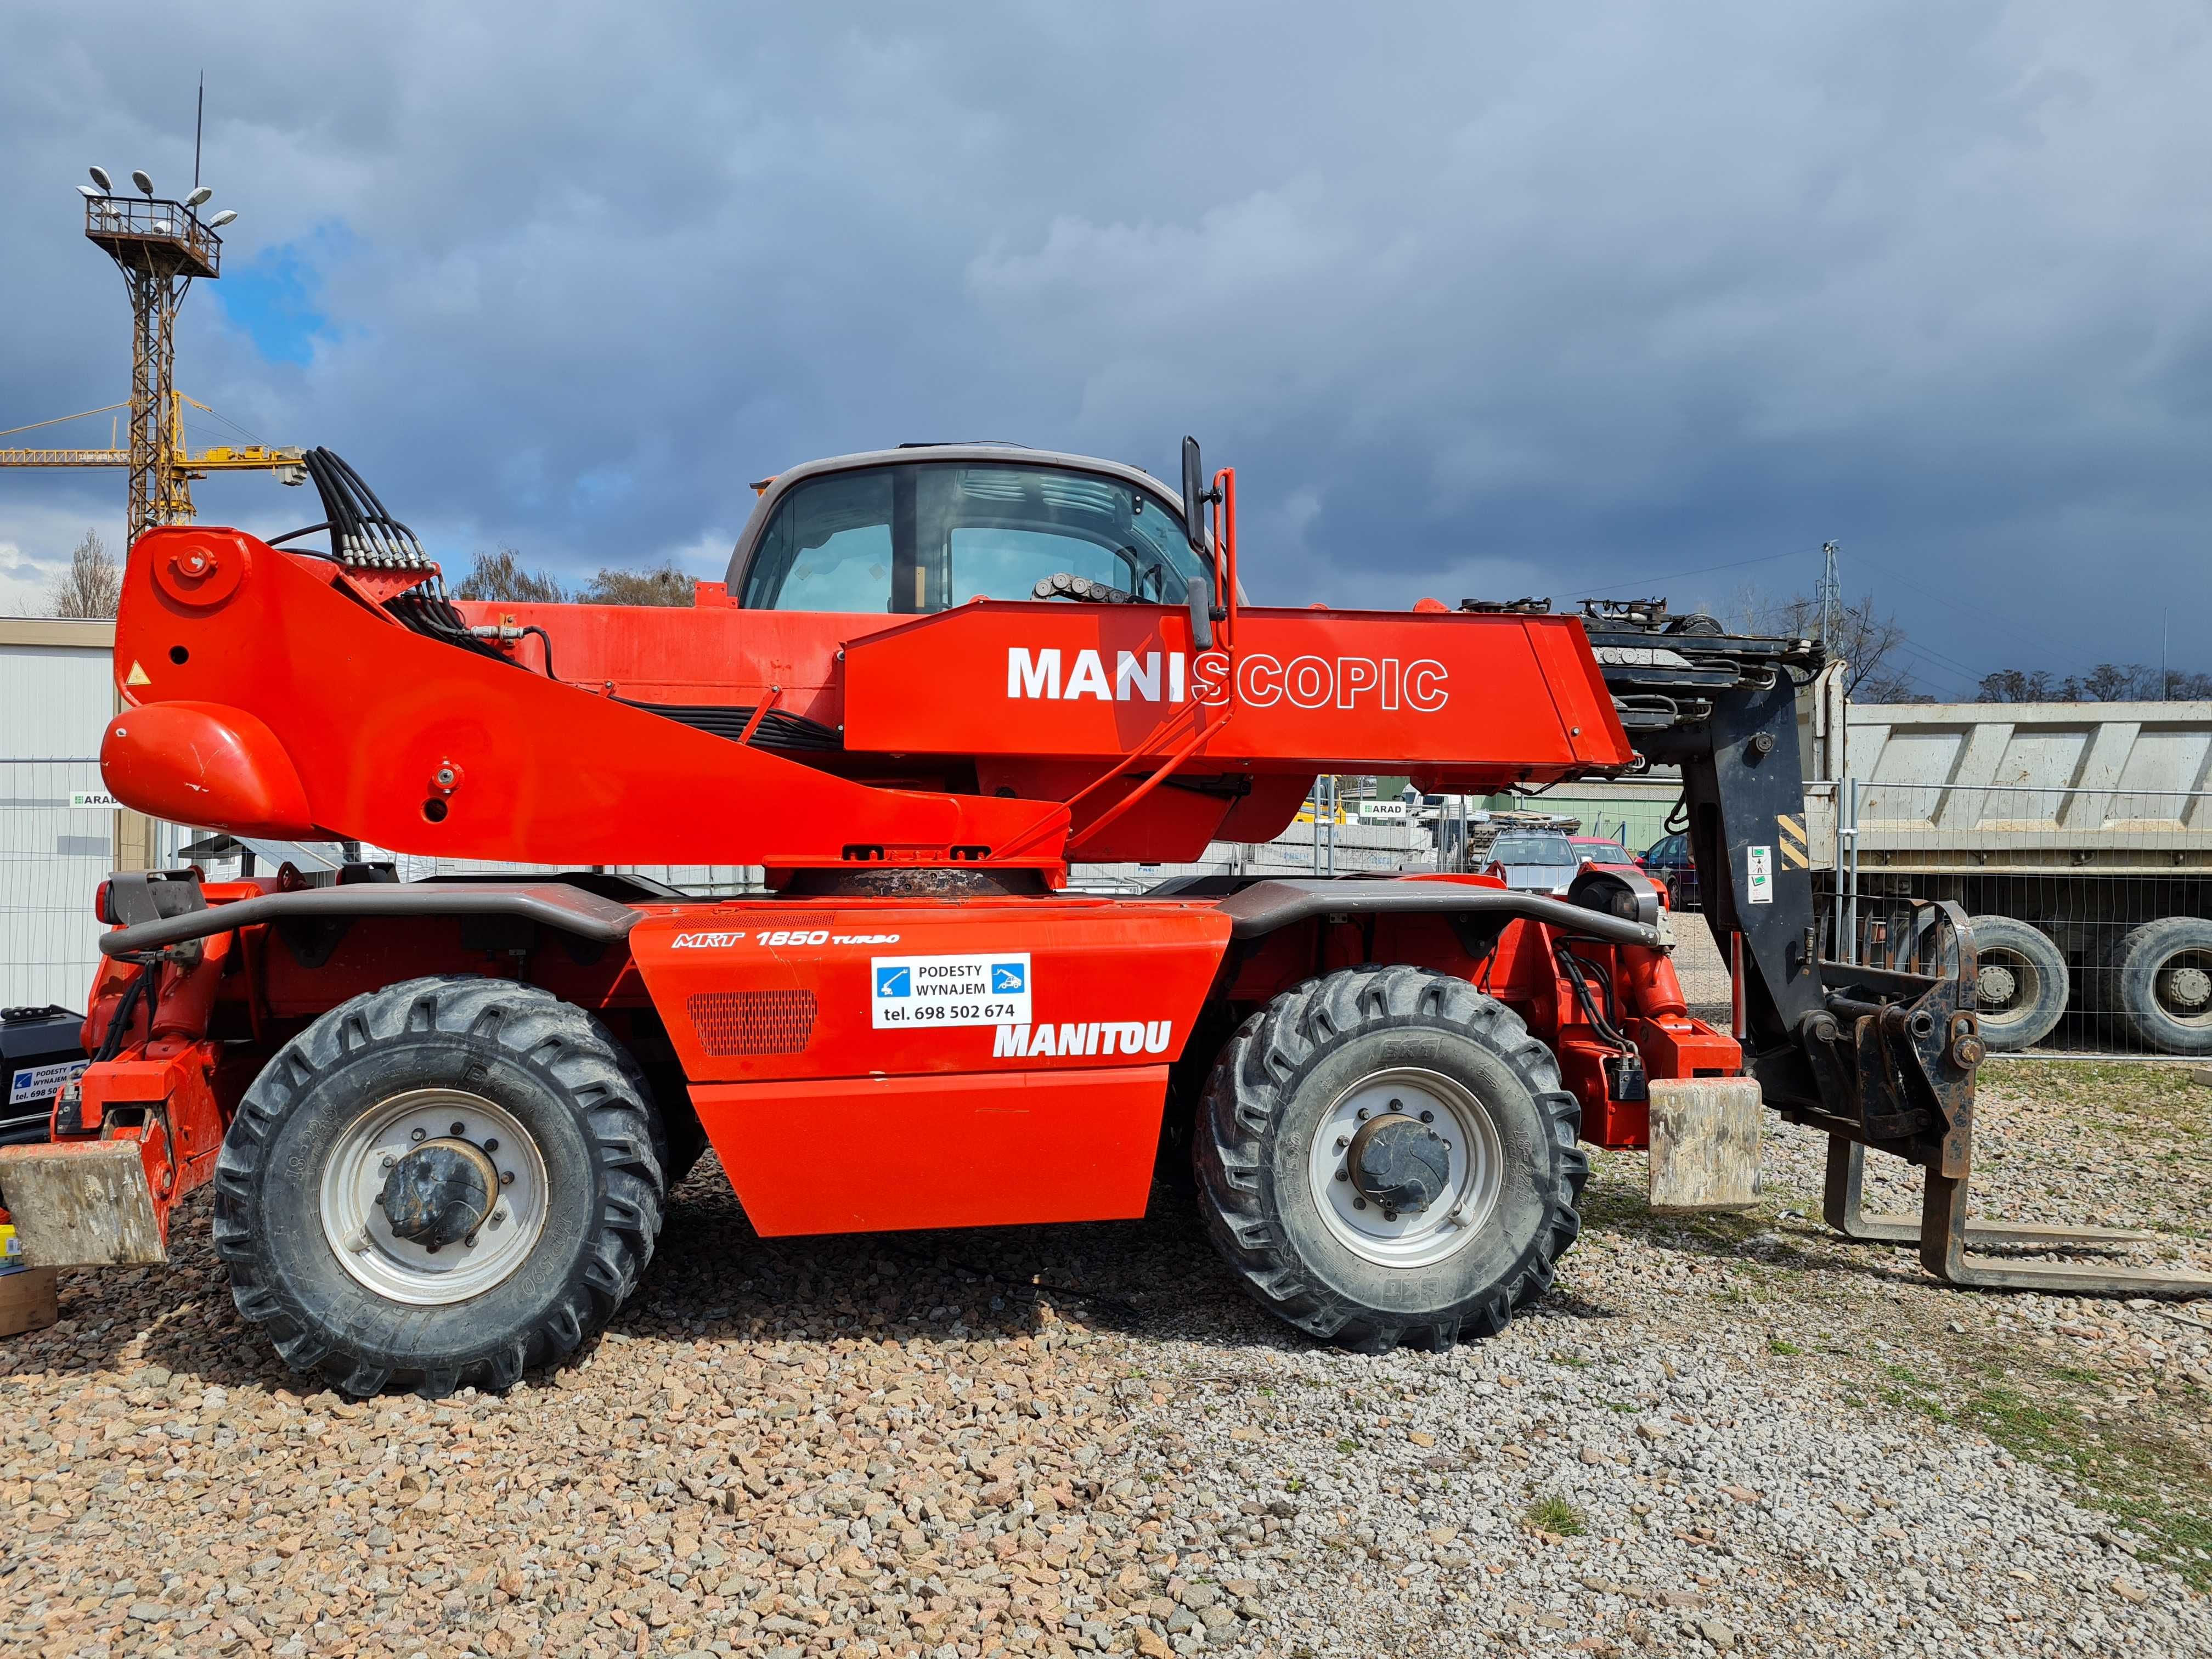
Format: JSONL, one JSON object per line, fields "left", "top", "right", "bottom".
{"left": 125, "top": 659, "right": 151, "bottom": 686}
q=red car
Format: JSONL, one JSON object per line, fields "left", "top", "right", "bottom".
{"left": 1569, "top": 836, "right": 1645, "bottom": 869}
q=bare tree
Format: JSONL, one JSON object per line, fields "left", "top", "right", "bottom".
{"left": 1748, "top": 589, "right": 1921, "bottom": 701}
{"left": 48, "top": 529, "right": 121, "bottom": 619}
{"left": 1978, "top": 662, "right": 2212, "bottom": 702}
{"left": 1974, "top": 668, "right": 2058, "bottom": 703}
{"left": 454, "top": 548, "right": 567, "bottom": 603}
{"left": 581, "top": 561, "right": 695, "bottom": 607}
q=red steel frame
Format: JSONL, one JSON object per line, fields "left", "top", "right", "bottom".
{"left": 38, "top": 465, "right": 1741, "bottom": 1254}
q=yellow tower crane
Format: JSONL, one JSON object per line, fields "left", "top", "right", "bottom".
{"left": 0, "top": 391, "right": 306, "bottom": 522}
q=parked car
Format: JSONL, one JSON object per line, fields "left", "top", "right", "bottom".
{"left": 1569, "top": 836, "right": 1643, "bottom": 868}
{"left": 1641, "top": 831, "right": 1700, "bottom": 911}
{"left": 1483, "top": 830, "right": 1583, "bottom": 895}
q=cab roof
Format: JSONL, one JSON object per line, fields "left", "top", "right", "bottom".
{"left": 723, "top": 444, "right": 1190, "bottom": 592}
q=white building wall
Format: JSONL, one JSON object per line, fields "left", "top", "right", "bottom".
{"left": 1, "top": 621, "right": 120, "bottom": 1010}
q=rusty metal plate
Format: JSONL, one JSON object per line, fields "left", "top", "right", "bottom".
{"left": 0, "top": 1140, "right": 167, "bottom": 1267}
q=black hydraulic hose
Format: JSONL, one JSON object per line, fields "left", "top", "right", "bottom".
{"left": 90, "top": 965, "right": 151, "bottom": 1063}
{"left": 263, "top": 521, "right": 335, "bottom": 550}
{"left": 521, "top": 625, "right": 557, "bottom": 680}
{"left": 1555, "top": 943, "right": 1636, "bottom": 1057}
{"left": 1563, "top": 946, "right": 1622, "bottom": 1031}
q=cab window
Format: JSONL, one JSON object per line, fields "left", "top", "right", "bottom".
{"left": 740, "top": 460, "right": 1207, "bottom": 613}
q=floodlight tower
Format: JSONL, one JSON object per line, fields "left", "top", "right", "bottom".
{"left": 78, "top": 165, "right": 236, "bottom": 544}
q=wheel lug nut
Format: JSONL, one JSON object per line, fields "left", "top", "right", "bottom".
{"left": 1356, "top": 1107, "right": 1370, "bottom": 1121}
{"left": 483, "top": 1138, "right": 499, "bottom": 1153}
{"left": 1388, "top": 1098, "right": 1402, "bottom": 1110}
{"left": 380, "top": 1155, "right": 395, "bottom": 1171}
{"left": 425, "top": 1243, "right": 440, "bottom": 1255}
{"left": 1419, "top": 1110, "right": 1435, "bottom": 1124}
{"left": 1353, "top": 1197, "right": 1367, "bottom": 1210}
{"left": 1335, "top": 1167, "right": 1351, "bottom": 1182}
{"left": 410, "top": 1127, "right": 426, "bottom": 1142}
{"left": 1335, "top": 1136, "right": 1350, "bottom": 1151}
{"left": 500, "top": 1171, "right": 514, "bottom": 1186}
{"left": 449, "top": 1121, "right": 465, "bottom": 1136}
{"left": 462, "top": 1233, "right": 478, "bottom": 1249}
{"left": 1383, "top": 1210, "right": 1398, "bottom": 1223}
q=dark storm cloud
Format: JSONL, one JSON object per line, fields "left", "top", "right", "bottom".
{"left": 3, "top": 3, "right": 2209, "bottom": 690}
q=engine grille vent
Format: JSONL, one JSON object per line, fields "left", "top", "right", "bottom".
{"left": 688, "top": 989, "right": 817, "bottom": 1056}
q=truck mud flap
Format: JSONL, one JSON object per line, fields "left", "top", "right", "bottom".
{"left": 1646, "top": 1077, "right": 1763, "bottom": 1212}
{"left": 0, "top": 1140, "right": 167, "bottom": 1268}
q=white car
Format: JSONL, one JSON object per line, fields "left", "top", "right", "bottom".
{"left": 1483, "top": 831, "right": 1582, "bottom": 896}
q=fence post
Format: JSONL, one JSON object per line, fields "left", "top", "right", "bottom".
{"left": 1843, "top": 776, "right": 1860, "bottom": 965}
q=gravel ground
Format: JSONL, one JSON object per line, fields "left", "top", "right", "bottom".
{"left": 4, "top": 920, "right": 2208, "bottom": 1658}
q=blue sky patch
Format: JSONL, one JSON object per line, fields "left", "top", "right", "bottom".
{"left": 215, "top": 223, "right": 354, "bottom": 365}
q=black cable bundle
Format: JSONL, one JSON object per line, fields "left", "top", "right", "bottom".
{"left": 283, "top": 448, "right": 508, "bottom": 664}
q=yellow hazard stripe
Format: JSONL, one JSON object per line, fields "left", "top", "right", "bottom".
{"left": 1777, "top": 812, "right": 1809, "bottom": 869}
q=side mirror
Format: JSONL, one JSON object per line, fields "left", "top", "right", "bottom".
{"left": 1181, "top": 436, "right": 1209, "bottom": 552}
{"left": 1186, "top": 575, "right": 1214, "bottom": 651}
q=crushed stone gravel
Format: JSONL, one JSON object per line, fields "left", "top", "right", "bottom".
{"left": 2, "top": 918, "right": 2205, "bottom": 1657}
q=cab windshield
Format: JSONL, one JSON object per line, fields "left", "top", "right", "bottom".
{"left": 740, "top": 460, "right": 1210, "bottom": 614}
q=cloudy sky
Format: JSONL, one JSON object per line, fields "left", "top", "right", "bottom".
{"left": 4, "top": 4, "right": 2210, "bottom": 693}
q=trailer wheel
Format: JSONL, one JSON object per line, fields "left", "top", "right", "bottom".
{"left": 211, "top": 975, "right": 666, "bottom": 1398}
{"left": 2107, "top": 917, "right": 2212, "bottom": 1056}
{"left": 1194, "top": 965, "right": 1585, "bottom": 1351}
{"left": 1966, "top": 916, "right": 2068, "bottom": 1051}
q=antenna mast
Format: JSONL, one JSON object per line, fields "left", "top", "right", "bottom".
{"left": 1816, "top": 540, "right": 1842, "bottom": 647}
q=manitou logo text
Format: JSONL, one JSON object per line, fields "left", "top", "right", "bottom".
{"left": 992, "top": 1020, "right": 1174, "bottom": 1058}
{"left": 1006, "top": 648, "right": 1447, "bottom": 712}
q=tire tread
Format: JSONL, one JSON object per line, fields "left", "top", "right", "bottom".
{"left": 211, "top": 974, "right": 666, "bottom": 1398}
{"left": 1193, "top": 964, "right": 1585, "bottom": 1353}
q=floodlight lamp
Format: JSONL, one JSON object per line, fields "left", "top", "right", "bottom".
{"left": 88, "top": 166, "right": 112, "bottom": 191}
{"left": 131, "top": 169, "right": 154, "bottom": 196}
{"left": 77, "top": 185, "right": 101, "bottom": 199}
{"left": 208, "top": 209, "right": 238, "bottom": 228}
{"left": 186, "top": 186, "right": 212, "bottom": 208}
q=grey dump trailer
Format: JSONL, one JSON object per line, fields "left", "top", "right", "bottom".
{"left": 1803, "top": 672, "right": 2212, "bottom": 1054}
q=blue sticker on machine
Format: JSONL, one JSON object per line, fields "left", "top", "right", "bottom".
{"left": 991, "top": 962, "right": 1026, "bottom": 994}
{"left": 875, "top": 966, "right": 912, "bottom": 998}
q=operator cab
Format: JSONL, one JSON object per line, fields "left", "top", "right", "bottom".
{"left": 727, "top": 445, "right": 1215, "bottom": 616}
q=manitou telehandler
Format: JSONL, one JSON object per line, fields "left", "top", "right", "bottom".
{"left": 4, "top": 441, "right": 2199, "bottom": 1398}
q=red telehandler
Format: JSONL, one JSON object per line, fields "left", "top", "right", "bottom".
{"left": 3, "top": 441, "right": 2196, "bottom": 1397}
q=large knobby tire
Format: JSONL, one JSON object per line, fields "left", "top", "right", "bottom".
{"left": 1194, "top": 965, "right": 1586, "bottom": 1351}
{"left": 1967, "top": 915, "right": 2069, "bottom": 1051}
{"left": 2107, "top": 917, "right": 2212, "bottom": 1056}
{"left": 211, "top": 976, "right": 667, "bottom": 1398}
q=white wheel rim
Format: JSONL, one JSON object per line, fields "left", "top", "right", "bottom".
{"left": 318, "top": 1087, "right": 550, "bottom": 1306}
{"left": 1307, "top": 1066, "right": 1505, "bottom": 1269}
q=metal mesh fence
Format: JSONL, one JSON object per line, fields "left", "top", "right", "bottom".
{"left": 1, "top": 760, "right": 120, "bottom": 1012}
{"left": 1827, "top": 781, "right": 2212, "bottom": 1058}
